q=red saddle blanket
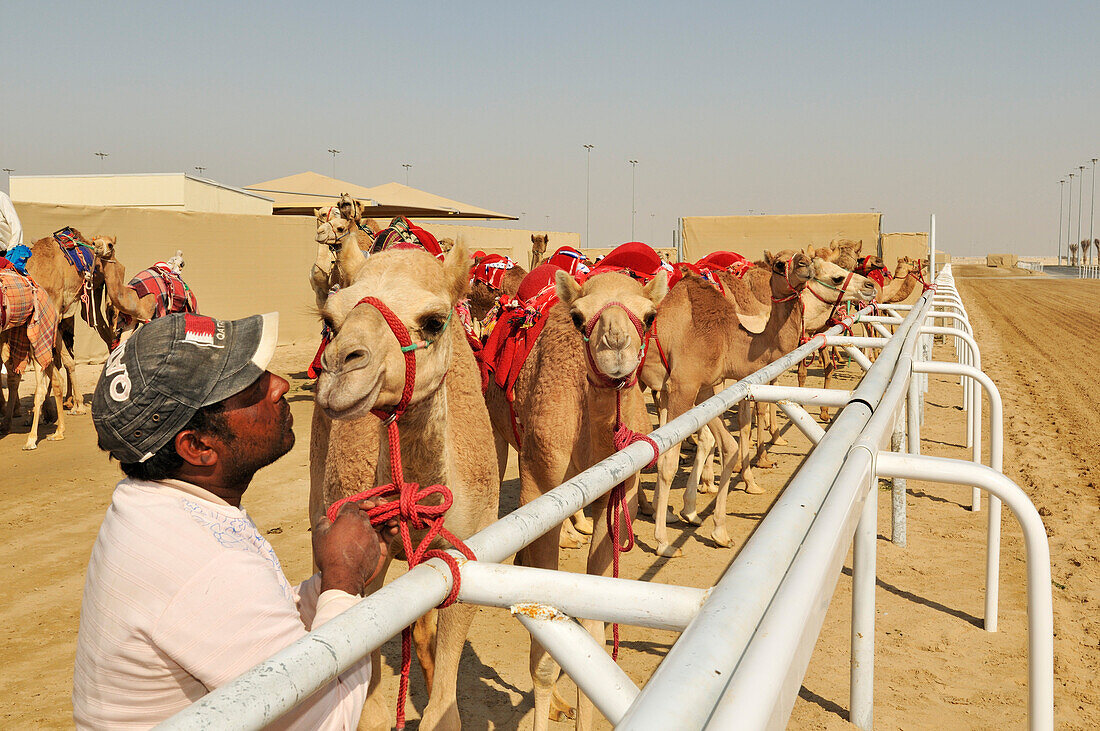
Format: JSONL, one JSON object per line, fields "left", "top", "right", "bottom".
{"left": 128, "top": 265, "right": 199, "bottom": 320}
{"left": 479, "top": 263, "right": 561, "bottom": 398}
{"left": 0, "top": 269, "right": 59, "bottom": 374}
{"left": 469, "top": 254, "right": 516, "bottom": 290}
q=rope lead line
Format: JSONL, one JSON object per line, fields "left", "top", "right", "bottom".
{"left": 324, "top": 295, "right": 474, "bottom": 730}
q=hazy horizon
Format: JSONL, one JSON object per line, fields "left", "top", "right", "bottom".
{"left": 3, "top": 1, "right": 1098, "bottom": 256}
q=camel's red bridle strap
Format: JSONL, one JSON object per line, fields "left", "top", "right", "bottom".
{"left": 581, "top": 301, "right": 650, "bottom": 389}
{"left": 325, "top": 295, "right": 472, "bottom": 729}
{"left": 770, "top": 255, "right": 802, "bottom": 303}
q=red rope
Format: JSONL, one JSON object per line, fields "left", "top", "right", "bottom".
{"left": 323, "top": 295, "right": 475, "bottom": 730}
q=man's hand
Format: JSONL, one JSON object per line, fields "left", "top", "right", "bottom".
{"left": 313, "top": 501, "right": 400, "bottom": 595}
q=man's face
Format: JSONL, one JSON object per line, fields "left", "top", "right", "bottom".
{"left": 216, "top": 372, "right": 295, "bottom": 481}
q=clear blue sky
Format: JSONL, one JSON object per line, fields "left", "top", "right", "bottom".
{"left": 3, "top": 1, "right": 1098, "bottom": 255}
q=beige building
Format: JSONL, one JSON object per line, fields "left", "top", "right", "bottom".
{"left": 10, "top": 174, "right": 273, "bottom": 215}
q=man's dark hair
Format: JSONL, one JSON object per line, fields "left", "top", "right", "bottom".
{"left": 104, "top": 404, "right": 233, "bottom": 481}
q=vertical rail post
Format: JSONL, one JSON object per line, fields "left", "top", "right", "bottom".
{"left": 890, "top": 408, "right": 907, "bottom": 546}
{"left": 850, "top": 469, "right": 878, "bottom": 729}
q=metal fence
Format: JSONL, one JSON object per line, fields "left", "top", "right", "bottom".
{"left": 1077, "top": 263, "right": 1100, "bottom": 278}
{"left": 1018, "top": 260, "right": 1044, "bottom": 274}
{"left": 157, "top": 265, "right": 1053, "bottom": 731}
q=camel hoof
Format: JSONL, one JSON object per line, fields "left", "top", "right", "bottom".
{"left": 743, "top": 482, "right": 765, "bottom": 495}
{"left": 771, "top": 435, "right": 789, "bottom": 446}
{"left": 549, "top": 705, "right": 577, "bottom": 721}
{"left": 22, "top": 441, "right": 38, "bottom": 451}
{"left": 69, "top": 405, "right": 87, "bottom": 416}
{"left": 681, "top": 510, "right": 702, "bottom": 526}
{"left": 47, "top": 432, "right": 65, "bottom": 442}
{"left": 820, "top": 409, "right": 832, "bottom": 421}
{"left": 655, "top": 543, "right": 683, "bottom": 558}
{"left": 572, "top": 515, "right": 594, "bottom": 535}
{"left": 559, "top": 534, "right": 589, "bottom": 550}
{"left": 637, "top": 500, "right": 655, "bottom": 517}
{"left": 712, "top": 527, "right": 733, "bottom": 547}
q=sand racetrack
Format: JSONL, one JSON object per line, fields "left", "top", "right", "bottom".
{"left": 0, "top": 264, "right": 1096, "bottom": 728}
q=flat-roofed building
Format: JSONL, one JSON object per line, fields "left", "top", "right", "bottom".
{"left": 10, "top": 173, "right": 273, "bottom": 215}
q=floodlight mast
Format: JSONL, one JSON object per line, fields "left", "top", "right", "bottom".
{"left": 327, "top": 149, "right": 341, "bottom": 178}
{"left": 583, "top": 144, "right": 594, "bottom": 246}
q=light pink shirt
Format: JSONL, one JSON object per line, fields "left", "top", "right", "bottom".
{"left": 73, "top": 478, "right": 369, "bottom": 729}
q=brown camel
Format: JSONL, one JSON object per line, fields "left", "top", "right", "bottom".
{"left": 685, "top": 258, "right": 877, "bottom": 493}
{"left": 312, "top": 240, "right": 499, "bottom": 731}
{"left": 529, "top": 232, "right": 549, "bottom": 270}
{"left": 482, "top": 268, "right": 667, "bottom": 729}
{"left": 310, "top": 208, "right": 378, "bottom": 308}
{"left": 1, "top": 270, "right": 65, "bottom": 450}
{"left": 13, "top": 228, "right": 114, "bottom": 415}
{"left": 639, "top": 251, "right": 817, "bottom": 556}
{"left": 466, "top": 256, "right": 528, "bottom": 322}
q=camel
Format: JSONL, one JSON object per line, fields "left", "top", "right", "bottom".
{"left": 0, "top": 269, "right": 64, "bottom": 450}
{"left": 810, "top": 238, "right": 863, "bottom": 271}
{"left": 93, "top": 239, "right": 196, "bottom": 344}
{"left": 482, "top": 266, "right": 667, "bottom": 729}
{"left": 11, "top": 228, "right": 115, "bottom": 415}
{"left": 312, "top": 240, "right": 499, "bottom": 731}
{"left": 310, "top": 208, "right": 380, "bottom": 308}
{"left": 794, "top": 256, "right": 919, "bottom": 420}
{"left": 638, "top": 251, "right": 821, "bottom": 556}
{"left": 529, "top": 232, "right": 549, "bottom": 270}
{"left": 467, "top": 255, "right": 528, "bottom": 322}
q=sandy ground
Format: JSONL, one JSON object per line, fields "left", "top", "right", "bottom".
{"left": 0, "top": 264, "right": 1095, "bottom": 729}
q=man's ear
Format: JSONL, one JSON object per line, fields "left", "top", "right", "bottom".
{"left": 174, "top": 429, "right": 219, "bottom": 467}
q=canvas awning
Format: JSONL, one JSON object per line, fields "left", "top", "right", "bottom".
{"left": 244, "top": 171, "right": 516, "bottom": 220}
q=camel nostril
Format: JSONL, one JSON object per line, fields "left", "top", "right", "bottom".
{"left": 605, "top": 329, "right": 629, "bottom": 350}
{"left": 343, "top": 348, "right": 370, "bottom": 370}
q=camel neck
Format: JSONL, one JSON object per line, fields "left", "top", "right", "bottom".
{"left": 377, "top": 379, "right": 450, "bottom": 489}
{"left": 766, "top": 276, "right": 805, "bottom": 354}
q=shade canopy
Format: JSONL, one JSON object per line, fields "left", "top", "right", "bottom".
{"left": 244, "top": 171, "right": 516, "bottom": 220}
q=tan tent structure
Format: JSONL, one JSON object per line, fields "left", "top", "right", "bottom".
{"left": 244, "top": 172, "right": 517, "bottom": 220}
{"left": 880, "top": 232, "right": 929, "bottom": 269}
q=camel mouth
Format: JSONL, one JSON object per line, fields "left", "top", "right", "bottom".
{"left": 316, "top": 368, "right": 385, "bottom": 421}
{"left": 592, "top": 347, "right": 642, "bottom": 381}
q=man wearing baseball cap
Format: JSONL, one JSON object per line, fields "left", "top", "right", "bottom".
{"left": 73, "top": 312, "right": 395, "bottom": 730}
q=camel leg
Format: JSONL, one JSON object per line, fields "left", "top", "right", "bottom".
{"left": 571, "top": 510, "right": 594, "bottom": 536}
{"left": 737, "top": 402, "right": 762, "bottom": 494}
{"left": 6, "top": 367, "right": 22, "bottom": 420}
{"left": 681, "top": 386, "right": 716, "bottom": 523}
{"left": 60, "top": 317, "right": 85, "bottom": 415}
{"left": 493, "top": 427, "right": 510, "bottom": 484}
{"left": 637, "top": 388, "right": 667, "bottom": 517}
{"left": 820, "top": 357, "right": 836, "bottom": 421}
{"left": 418, "top": 602, "right": 477, "bottom": 731}
{"left": 518, "top": 452, "right": 576, "bottom": 729}
{"left": 412, "top": 609, "right": 438, "bottom": 696}
{"left": 45, "top": 362, "right": 66, "bottom": 442}
{"left": 753, "top": 404, "right": 775, "bottom": 469}
{"left": 709, "top": 415, "right": 742, "bottom": 547}
{"left": 23, "top": 365, "right": 48, "bottom": 451}
{"left": 653, "top": 383, "right": 698, "bottom": 558}
{"left": 560, "top": 516, "right": 590, "bottom": 549}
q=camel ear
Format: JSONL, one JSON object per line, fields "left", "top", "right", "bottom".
{"left": 643, "top": 271, "right": 669, "bottom": 305}
{"left": 442, "top": 240, "right": 471, "bottom": 305}
{"left": 531, "top": 234, "right": 537, "bottom": 244}
{"left": 555, "top": 269, "right": 582, "bottom": 306}
{"left": 854, "top": 239, "right": 863, "bottom": 254}
{"left": 736, "top": 310, "right": 768, "bottom": 334}
{"left": 763, "top": 250, "right": 775, "bottom": 266}
{"left": 805, "top": 244, "right": 815, "bottom": 256}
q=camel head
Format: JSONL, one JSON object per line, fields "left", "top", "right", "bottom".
{"left": 336, "top": 193, "right": 362, "bottom": 223}
{"left": 90, "top": 235, "right": 117, "bottom": 262}
{"left": 438, "top": 237, "right": 456, "bottom": 254}
{"left": 313, "top": 241, "right": 471, "bottom": 421}
{"left": 808, "top": 258, "right": 877, "bottom": 304}
{"left": 531, "top": 233, "right": 549, "bottom": 258}
{"left": 763, "top": 249, "right": 815, "bottom": 298}
{"left": 556, "top": 269, "right": 668, "bottom": 382}
{"left": 316, "top": 212, "right": 355, "bottom": 248}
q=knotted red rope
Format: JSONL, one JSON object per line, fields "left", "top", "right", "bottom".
{"left": 580, "top": 300, "right": 659, "bottom": 659}
{"left": 323, "top": 295, "right": 474, "bottom": 730}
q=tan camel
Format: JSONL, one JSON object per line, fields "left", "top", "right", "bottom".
{"left": 0, "top": 271, "right": 65, "bottom": 450}
{"left": 482, "top": 268, "right": 667, "bottom": 729}
{"left": 14, "top": 228, "right": 113, "bottom": 415}
{"left": 685, "top": 258, "right": 877, "bottom": 491}
{"left": 639, "top": 251, "right": 819, "bottom": 556}
{"left": 467, "top": 257, "right": 528, "bottom": 321}
{"left": 92, "top": 237, "right": 157, "bottom": 329}
{"left": 312, "top": 240, "right": 499, "bottom": 731}
{"left": 529, "top": 232, "right": 549, "bottom": 270}
{"left": 310, "top": 208, "right": 378, "bottom": 308}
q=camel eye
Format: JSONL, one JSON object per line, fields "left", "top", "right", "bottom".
{"left": 420, "top": 314, "right": 447, "bottom": 336}
{"left": 832, "top": 275, "right": 844, "bottom": 284}
{"left": 570, "top": 311, "right": 586, "bottom": 332}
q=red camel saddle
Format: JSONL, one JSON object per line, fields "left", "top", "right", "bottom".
{"left": 469, "top": 254, "right": 516, "bottom": 290}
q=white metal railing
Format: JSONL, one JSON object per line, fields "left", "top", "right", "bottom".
{"left": 1077, "top": 263, "right": 1100, "bottom": 278}
{"left": 1018, "top": 260, "right": 1044, "bottom": 273}
{"left": 157, "top": 265, "right": 1052, "bottom": 731}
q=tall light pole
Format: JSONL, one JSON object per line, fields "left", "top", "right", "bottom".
{"left": 2, "top": 168, "right": 12, "bottom": 189}
{"left": 402, "top": 163, "right": 412, "bottom": 185}
{"left": 650, "top": 213, "right": 656, "bottom": 243}
{"left": 194, "top": 166, "right": 206, "bottom": 177}
{"left": 94, "top": 152, "right": 109, "bottom": 170}
{"left": 1059, "top": 179, "right": 1066, "bottom": 265}
{"left": 583, "top": 144, "right": 594, "bottom": 246}
{"left": 1090, "top": 158, "right": 1098, "bottom": 259}
{"left": 327, "top": 149, "right": 340, "bottom": 178}
{"left": 629, "top": 159, "right": 638, "bottom": 240}
{"left": 1078, "top": 165, "right": 1086, "bottom": 264}
{"left": 1068, "top": 172, "right": 1076, "bottom": 263}
{"left": 545, "top": 214, "right": 550, "bottom": 230}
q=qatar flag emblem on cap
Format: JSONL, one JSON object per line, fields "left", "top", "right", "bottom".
{"left": 183, "top": 313, "right": 225, "bottom": 348}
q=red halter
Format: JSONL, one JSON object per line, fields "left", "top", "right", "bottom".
{"left": 578, "top": 300, "right": 660, "bottom": 660}
{"left": 323, "top": 295, "right": 472, "bottom": 730}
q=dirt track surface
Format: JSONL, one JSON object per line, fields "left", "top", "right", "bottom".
{"left": 0, "top": 264, "right": 1096, "bottom": 728}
